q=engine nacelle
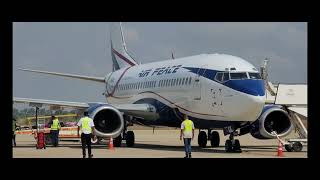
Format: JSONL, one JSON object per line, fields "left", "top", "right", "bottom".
{"left": 250, "top": 105, "right": 293, "bottom": 139}
{"left": 86, "top": 104, "right": 124, "bottom": 138}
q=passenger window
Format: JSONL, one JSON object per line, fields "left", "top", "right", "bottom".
{"left": 249, "top": 72, "right": 261, "bottom": 79}
{"left": 179, "top": 78, "right": 181, "bottom": 85}
{"left": 189, "top": 77, "right": 192, "bottom": 85}
{"left": 230, "top": 72, "right": 248, "bottom": 80}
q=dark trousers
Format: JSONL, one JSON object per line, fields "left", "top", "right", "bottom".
{"left": 183, "top": 138, "right": 192, "bottom": 155}
{"left": 81, "top": 133, "right": 92, "bottom": 157}
{"left": 12, "top": 131, "right": 16, "bottom": 146}
{"left": 50, "top": 130, "right": 59, "bottom": 147}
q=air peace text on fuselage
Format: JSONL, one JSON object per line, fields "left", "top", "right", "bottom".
{"left": 138, "top": 65, "right": 182, "bottom": 78}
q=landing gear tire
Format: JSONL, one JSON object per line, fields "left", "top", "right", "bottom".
{"left": 233, "top": 139, "right": 241, "bottom": 152}
{"left": 114, "top": 135, "right": 122, "bottom": 147}
{"left": 225, "top": 140, "right": 233, "bottom": 152}
{"left": 210, "top": 131, "right": 220, "bottom": 147}
{"left": 285, "top": 144, "right": 293, "bottom": 152}
{"left": 198, "top": 131, "right": 207, "bottom": 148}
{"left": 126, "top": 131, "right": 135, "bottom": 147}
{"left": 292, "top": 142, "right": 303, "bottom": 152}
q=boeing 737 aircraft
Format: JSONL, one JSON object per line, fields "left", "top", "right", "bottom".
{"left": 14, "top": 23, "right": 294, "bottom": 152}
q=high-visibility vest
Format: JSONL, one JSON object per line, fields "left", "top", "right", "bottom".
{"left": 51, "top": 118, "right": 60, "bottom": 130}
{"left": 12, "top": 121, "right": 16, "bottom": 132}
{"left": 81, "top": 117, "right": 92, "bottom": 133}
{"left": 183, "top": 119, "right": 193, "bottom": 132}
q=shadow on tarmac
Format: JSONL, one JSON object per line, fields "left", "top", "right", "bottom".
{"left": 13, "top": 143, "right": 307, "bottom": 153}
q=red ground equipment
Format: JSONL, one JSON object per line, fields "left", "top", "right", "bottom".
{"left": 36, "top": 131, "right": 46, "bottom": 149}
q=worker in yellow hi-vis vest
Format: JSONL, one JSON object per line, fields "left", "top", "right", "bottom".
{"left": 77, "top": 111, "right": 95, "bottom": 158}
{"left": 180, "top": 114, "right": 195, "bottom": 158}
{"left": 49, "top": 115, "right": 61, "bottom": 147}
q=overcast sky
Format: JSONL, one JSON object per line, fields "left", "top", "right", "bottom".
{"left": 13, "top": 22, "right": 307, "bottom": 103}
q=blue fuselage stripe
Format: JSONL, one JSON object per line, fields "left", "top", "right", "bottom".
{"left": 183, "top": 67, "right": 265, "bottom": 96}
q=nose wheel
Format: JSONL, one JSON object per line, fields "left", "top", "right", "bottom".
{"left": 225, "top": 132, "right": 242, "bottom": 153}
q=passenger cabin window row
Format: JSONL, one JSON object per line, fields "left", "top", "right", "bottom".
{"left": 118, "top": 80, "right": 157, "bottom": 91}
{"left": 116, "top": 77, "right": 193, "bottom": 92}
{"left": 158, "top": 77, "right": 192, "bottom": 88}
{"left": 215, "top": 71, "right": 261, "bottom": 83}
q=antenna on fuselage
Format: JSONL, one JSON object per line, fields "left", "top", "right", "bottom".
{"left": 171, "top": 52, "right": 175, "bottom": 59}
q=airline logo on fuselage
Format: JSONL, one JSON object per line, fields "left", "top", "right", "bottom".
{"left": 138, "top": 65, "right": 182, "bottom": 77}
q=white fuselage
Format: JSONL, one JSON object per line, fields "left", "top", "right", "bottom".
{"left": 104, "top": 53, "right": 266, "bottom": 123}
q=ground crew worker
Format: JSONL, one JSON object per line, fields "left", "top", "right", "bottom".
{"left": 180, "top": 114, "right": 195, "bottom": 158}
{"left": 77, "top": 111, "right": 95, "bottom": 158}
{"left": 12, "top": 118, "right": 18, "bottom": 147}
{"left": 49, "top": 115, "right": 61, "bottom": 147}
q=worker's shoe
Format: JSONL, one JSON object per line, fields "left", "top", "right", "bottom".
{"left": 89, "top": 154, "right": 93, "bottom": 158}
{"left": 184, "top": 153, "right": 188, "bottom": 158}
{"left": 83, "top": 154, "right": 86, "bottom": 158}
{"left": 189, "top": 153, "right": 192, "bottom": 158}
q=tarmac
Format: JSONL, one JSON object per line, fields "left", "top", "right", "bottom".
{"left": 13, "top": 129, "right": 307, "bottom": 158}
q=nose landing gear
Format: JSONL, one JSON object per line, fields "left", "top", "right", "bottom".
{"left": 225, "top": 131, "right": 242, "bottom": 153}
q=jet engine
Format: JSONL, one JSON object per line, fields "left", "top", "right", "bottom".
{"left": 86, "top": 104, "right": 124, "bottom": 138}
{"left": 250, "top": 105, "right": 293, "bottom": 139}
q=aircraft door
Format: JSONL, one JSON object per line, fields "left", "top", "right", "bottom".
{"left": 193, "top": 66, "right": 207, "bottom": 100}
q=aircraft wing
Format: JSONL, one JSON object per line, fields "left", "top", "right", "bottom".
{"left": 288, "top": 106, "right": 307, "bottom": 118}
{"left": 13, "top": 97, "right": 89, "bottom": 109}
{"left": 13, "top": 97, "right": 158, "bottom": 120}
{"left": 18, "top": 68, "right": 105, "bottom": 83}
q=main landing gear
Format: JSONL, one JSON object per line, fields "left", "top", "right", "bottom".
{"left": 114, "top": 119, "right": 135, "bottom": 147}
{"left": 198, "top": 129, "right": 220, "bottom": 148}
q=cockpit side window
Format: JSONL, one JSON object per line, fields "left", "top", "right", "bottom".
{"left": 215, "top": 72, "right": 223, "bottom": 82}
{"left": 222, "top": 72, "right": 229, "bottom": 82}
{"left": 248, "top": 72, "right": 262, "bottom": 79}
{"left": 230, "top": 72, "right": 248, "bottom": 80}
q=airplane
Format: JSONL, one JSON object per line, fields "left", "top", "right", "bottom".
{"left": 13, "top": 22, "right": 294, "bottom": 152}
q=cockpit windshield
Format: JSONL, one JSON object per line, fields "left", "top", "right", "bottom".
{"left": 230, "top": 72, "right": 248, "bottom": 80}
{"left": 248, "top": 72, "right": 262, "bottom": 79}
{"left": 215, "top": 71, "right": 261, "bottom": 82}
